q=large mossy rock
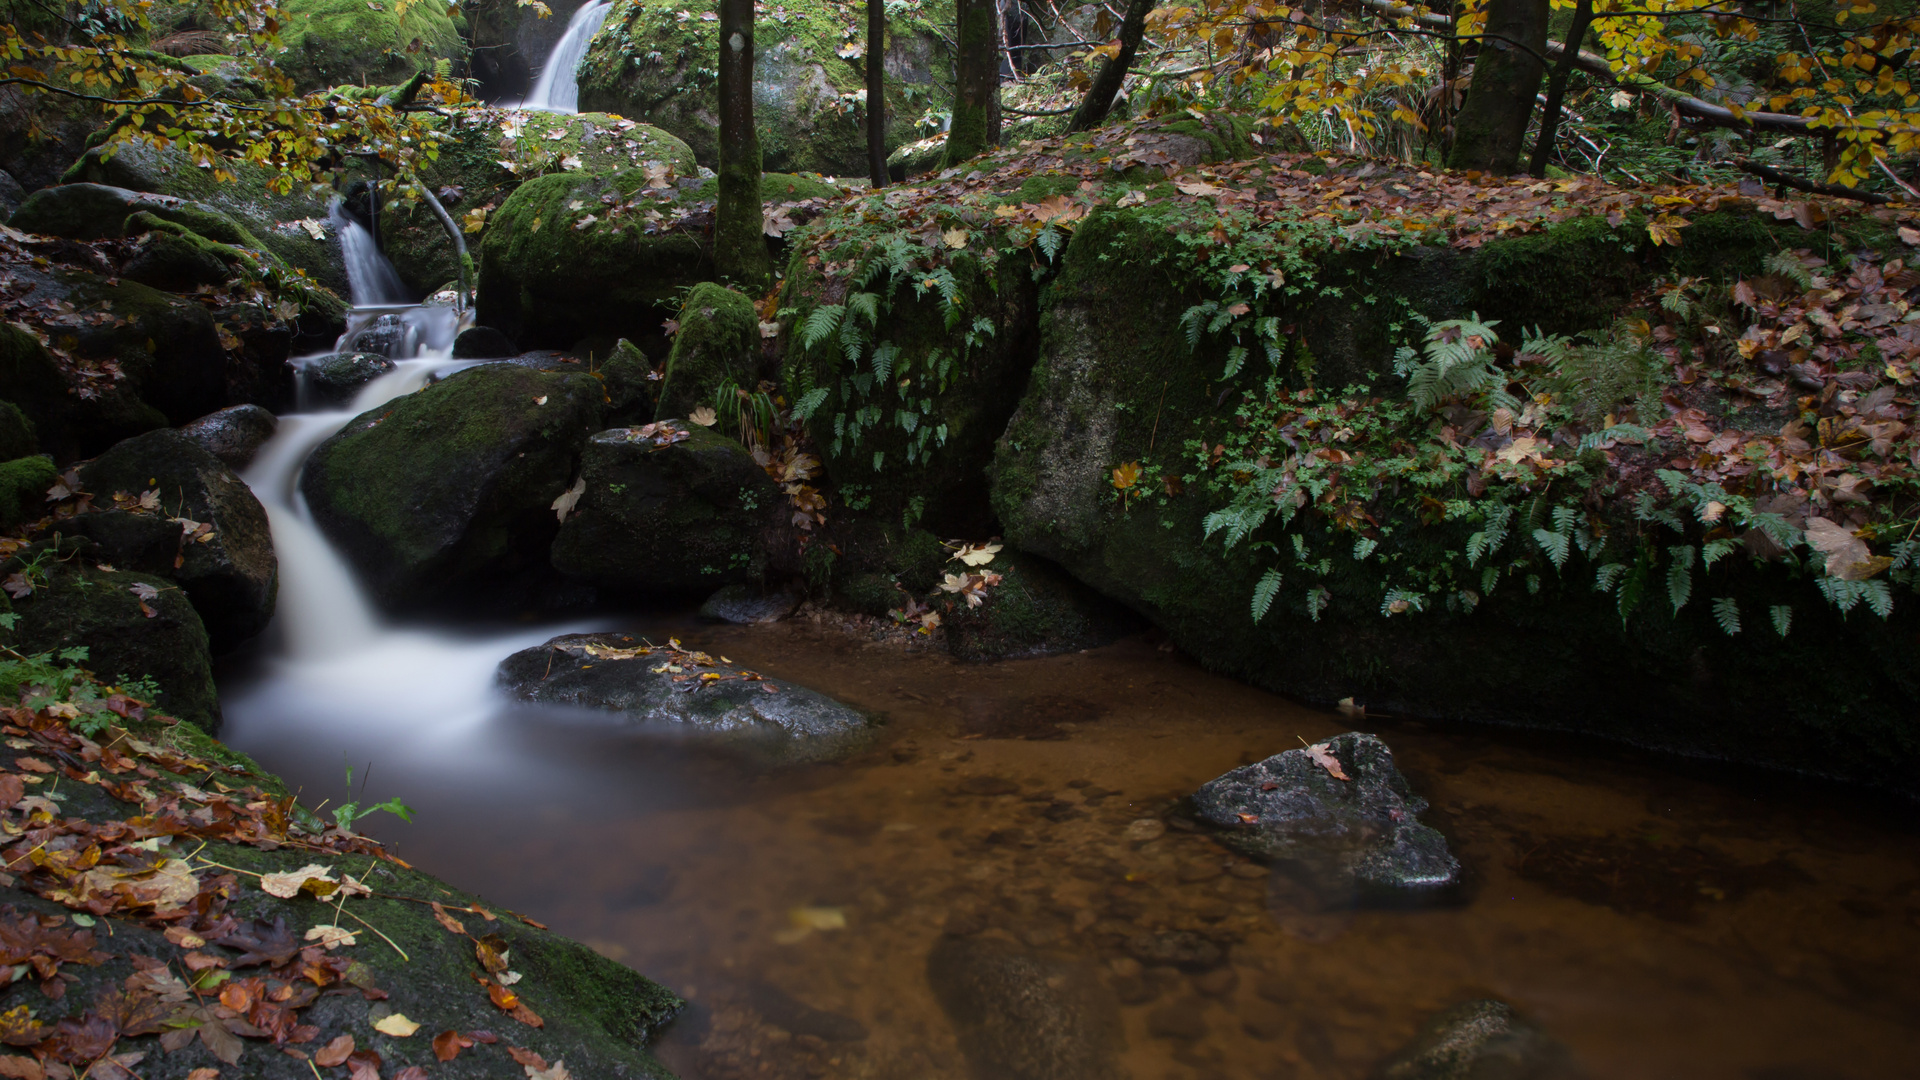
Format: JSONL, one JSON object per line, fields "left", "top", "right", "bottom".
{"left": 276, "top": 0, "right": 466, "bottom": 92}
{"left": 498, "top": 632, "right": 874, "bottom": 763}
{"left": 658, "top": 282, "right": 759, "bottom": 420}
{"left": 475, "top": 167, "right": 711, "bottom": 349}
{"left": 1191, "top": 732, "right": 1462, "bottom": 905}
{"left": 550, "top": 425, "right": 783, "bottom": 593}
{"left": 942, "top": 550, "right": 1139, "bottom": 661}
{"left": 577, "top": 0, "right": 946, "bottom": 176}
{"left": 2, "top": 554, "right": 220, "bottom": 730}
{"left": 379, "top": 109, "right": 698, "bottom": 296}
{"left": 75, "top": 429, "right": 278, "bottom": 652}
{"left": 302, "top": 363, "right": 606, "bottom": 609}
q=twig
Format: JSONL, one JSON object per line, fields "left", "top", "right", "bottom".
{"left": 1732, "top": 157, "right": 1891, "bottom": 205}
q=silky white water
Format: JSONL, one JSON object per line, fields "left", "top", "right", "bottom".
{"left": 521, "top": 0, "right": 611, "bottom": 113}
{"left": 329, "top": 201, "right": 411, "bottom": 305}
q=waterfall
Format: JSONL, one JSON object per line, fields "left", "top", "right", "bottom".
{"left": 521, "top": 0, "right": 612, "bottom": 113}
{"left": 330, "top": 200, "right": 412, "bottom": 306}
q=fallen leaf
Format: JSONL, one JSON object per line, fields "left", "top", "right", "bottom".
{"left": 432, "top": 1030, "right": 472, "bottom": 1062}
{"left": 550, "top": 478, "right": 586, "bottom": 523}
{"left": 941, "top": 227, "right": 969, "bottom": 249}
{"left": 314, "top": 1034, "right": 354, "bottom": 1067}
{"left": 259, "top": 864, "right": 341, "bottom": 899}
{"left": 372, "top": 1013, "right": 419, "bottom": 1037}
{"left": 1302, "top": 743, "right": 1351, "bottom": 781}
{"left": 305, "top": 925, "right": 356, "bottom": 950}
{"left": 1336, "top": 697, "right": 1365, "bottom": 719}
{"left": 688, "top": 406, "right": 717, "bottom": 427}
{"left": 1805, "top": 516, "right": 1891, "bottom": 580}
{"left": 346, "top": 1049, "right": 383, "bottom": 1080}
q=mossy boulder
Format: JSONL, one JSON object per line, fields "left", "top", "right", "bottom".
{"left": 0, "top": 400, "right": 37, "bottom": 461}
{"left": 0, "top": 455, "right": 55, "bottom": 529}
{"left": 811, "top": 518, "right": 947, "bottom": 614}
{"left": 658, "top": 282, "right": 759, "bottom": 420}
{"left": 2, "top": 554, "right": 220, "bottom": 730}
{"left": 75, "top": 429, "right": 278, "bottom": 652}
{"left": 941, "top": 550, "right": 1139, "bottom": 661}
{"left": 577, "top": 0, "right": 947, "bottom": 176}
{"left": 276, "top": 0, "right": 466, "bottom": 92}
{"left": 550, "top": 425, "right": 783, "bottom": 593}
{"left": 475, "top": 167, "right": 711, "bottom": 349}
{"left": 302, "top": 363, "right": 607, "bottom": 609}
{"left": 377, "top": 109, "right": 698, "bottom": 295}
{"left": 120, "top": 219, "right": 241, "bottom": 291}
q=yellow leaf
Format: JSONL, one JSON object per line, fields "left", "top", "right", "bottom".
{"left": 372, "top": 1013, "right": 420, "bottom": 1037}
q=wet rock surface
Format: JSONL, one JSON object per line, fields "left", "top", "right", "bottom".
{"left": 300, "top": 352, "right": 397, "bottom": 407}
{"left": 926, "top": 933, "right": 1122, "bottom": 1080}
{"left": 497, "top": 633, "right": 874, "bottom": 764}
{"left": 452, "top": 324, "right": 519, "bottom": 358}
{"left": 699, "top": 581, "right": 805, "bottom": 624}
{"left": 1373, "top": 999, "right": 1579, "bottom": 1080}
{"left": 942, "top": 550, "right": 1141, "bottom": 661}
{"left": 1190, "top": 732, "right": 1462, "bottom": 905}
{"left": 179, "top": 404, "right": 278, "bottom": 470}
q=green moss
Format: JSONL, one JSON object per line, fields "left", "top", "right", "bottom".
{"left": 942, "top": 550, "right": 1137, "bottom": 660}
{"left": 695, "top": 171, "right": 845, "bottom": 202}
{"left": 0, "top": 401, "right": 39, "bottom": 462}
{"left": 659, "top": 282, "right": 759, "bottom": 420}
{"left": 0, "top": 456, "right": 55, "bottom": 529}
{"left": 278, "top": 0, "right": 466, "bottom": 92}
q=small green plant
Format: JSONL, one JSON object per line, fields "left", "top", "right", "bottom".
{"left": 714, "top": 379, "right": 779, "bottom": 449}
{"left": 329, "top": 759, "right": 414, "bottom": 834}
{"left": 1392, "top": 313, "right": 1518, "bottom": 413}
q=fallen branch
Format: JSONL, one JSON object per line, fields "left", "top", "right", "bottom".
{"left": 1731, "top": 157, "right": 1893, "bottom": 204}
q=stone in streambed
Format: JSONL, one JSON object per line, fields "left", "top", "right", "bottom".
{"left": 699, "top": 581, "right": 804, "bottom": 624}
{"left": 551, "top": 426, "right": 782, "bottom": 594}
{"left": 1190, "top": 732, "right": 1461, "bottom": 906}
{"left": 942, "top": 550, "right": 1140, "bottom": 661}
{"left": 74, "top": 429, "right": 277, "bottom": 652}
{"left": 496, "top": 633, "right": 873, "bottom": 764}
{"left": 742, "top": 981, "right": 867, "bottom": 1043}
{"left": 925, "top": 933, "right": 1122, "bottom": 1080}
{"left": 451, "top": 325, "right": 518, "bottom": 359}
{"left": 1373, "top": 999, "right": 1579, "bottom": 1080}
{"left": 179, "top": 405, "right": 277, "bottom": 471}
{"left": 300, "top": 352, "right": 396, "bottom": 408}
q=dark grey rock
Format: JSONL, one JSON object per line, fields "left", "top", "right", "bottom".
{"left": 0, "top": 170, "right": 24, "bottom": 220}
{"left": 926, "top": 934, "right": 1121, "bottom": 1080}
{"left": 1190, "top": 732, "right": 1461, "bottom": 905}
{"left": 120, "top": 229, "right": 232, "bottom": 292}
{"left": 75, "top": 428, "right": 277, "bottom": 652}
{"left": 743, "top": 981, "right": 867, "bottom": 1042}
{"left": 699, "top": 581, "right": 804, "bottom": 624}
{"left": 943, "top": 550, "right": 1140, "bottom": 661}
{"left": 8, "top": 182, "right": 196, "bottom": 241}
{"left": 496, "top": 632, "right": 873, "bottom": 763}
{"left": 300, "top": 352, "right": 396, "bottom": 408}
{"left": 1373, "top": 999, "right": 1579, "bottom": 1080}
{"left": 344, "top": 314, "right": 410, "bottom": 357}
{"left": 452, "top": 325, "right": 518, "bottom": 359}
{"left": 179, "top": 405, "right": 277, "bottom": 471}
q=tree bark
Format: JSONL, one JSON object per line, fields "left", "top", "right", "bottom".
{"left": 1446, "top": 0, "right": 1549, "bottom": 174}
{"left": 716, "top": 0, "right": 770, "bottom": 289}
{"left": 1067, "top": 0, "right": 1154, "bottom": 132}
{"left": 868, "top": 0, "right": 888, "bottom": 187}
{"left": 1526, "top": 0, "right": 1592, "bottom": 177}
{"left": 944, "top": 0, "right": 1001, "bottom": 168}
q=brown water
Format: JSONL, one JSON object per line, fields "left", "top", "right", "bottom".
{"left": 226, "top": 620, "right": 1920, "bottom": 1080}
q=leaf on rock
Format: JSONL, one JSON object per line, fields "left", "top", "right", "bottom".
{"left": 1805, "top": 516, "right": 1892, "bottom": 580}
{"left": 1303, "top": 743, "right": 1351, "bottom": 781}
{"left": 214, "top": 917, "right": 301, "bottom": 967}
{"left": 372, "top": 1013, "right": 418, "bottom": 1037}
{"left": 346, "top": 1048, "right": 383, "bottom": 1080}
{"left": 0, "top": 1055, "right": 38, "bottom": 1080}
{"left": 474, "top": 935, "right": 510, "bottom": 974}
{"left": 550, "top": 479, "right": 585, "bottom": 524}
{"left": 432, "top": 1030, "right": 472, "bottom": 1062}
{"left": 430, "top": 902, "right": 467, "bottom": 936}
{"left": 314, "top": 1034, "right": 354, "bottom": 1067}
{"left": 0, "top": 1007, "right": 49, "bottom": 1048}
{"left": 304, "top": 925, "right": 356, "bottom": 950}
{"left": 688, "top": 406, "right": 717, "bottom": 427}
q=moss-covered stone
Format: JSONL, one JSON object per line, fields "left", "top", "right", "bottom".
{"left": 475, "top": 168, "right": 712, "bottom": 348}
{"left": 695, "top": 170, "right": 846, "bottom": 203}
{"left": 120, "top": 219, "right": 238, "bottom": 292}
{"left": 276, "top": 0, "right": 466, "bottom": 92}
{"left": 0, "top": 455, "right": 55, "bottom": 529}
{"left": 817, "top": 519, "right": 947, "bottom": 613}
{"left": 551, "top": 426, "right": 783, "bottom": 592}
{"left": 303, "top": 362, "right": 607, "bottom": 609}
{"left": 0, "top": 400, "right": 38, "bottom": 461}
{"left": 659, "top": 282, "right": 759, "bottom": 420}
{"left": 942, "top": 550, "right": 1139, "bottom": 660}
{"left": 577, "top": 0, "right": 948, "bottom": 175}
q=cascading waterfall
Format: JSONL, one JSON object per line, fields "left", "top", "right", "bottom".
{"left": 520, "top": 0, "right": 612, "bottom": 113}
{"left": 329, "top": 200, "right": 412, "bottom": 306}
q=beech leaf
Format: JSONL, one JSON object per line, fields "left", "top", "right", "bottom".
{"left": 372, "top": 1013, "right": 419, "bottom": 1037}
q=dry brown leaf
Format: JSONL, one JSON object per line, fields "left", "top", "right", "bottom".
{"left": 1303, "top": 743, "right": 1351, "bottom": 781}
{"left": 431, "top": 902, "right": 467, "bottom": 935}
{"left": 314, "top": 1033, "right": 354, "bottom": 1067}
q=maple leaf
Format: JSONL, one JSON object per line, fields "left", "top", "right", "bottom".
{"left": 128, "top": 583, "right": 159, "bottom": 602}
{"left": 1173, "top": 177, "right": 1224, "bottom": 197}
{"left": 0, "top": 1006, "right": 49, "bottom": 1048}
{"left": 1302, "top": 743, "right": 1351, "bottom": 781}
{"left": 952, "top": 541, "right": 1002, "bottom": 567}
{"left": 474, "top": 934, "right": 510, "bottom": 974}
{"left": 1111, "top": 461, "right": 1142, "bottom": 491}
{"left": 942, "top": 228, "right": 969, "bottom": 249}
{"left": 304, "top": 925, "right": 356, "bottom": 950}
{"left": 214, "top": 917, "right": 301, "bottom": 967}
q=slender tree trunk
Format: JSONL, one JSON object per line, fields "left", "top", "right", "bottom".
{"left": 1447, "top": 0, "right": 1548, "bottom": 174}
{"left": 868, "top": 0, "right": 888, "bottom": 187}
{"left": 1526, "top": 0, "right": 1592, "bottom": 177}
{"left": 1067, "top": 0, "right": 1153, "bottom": 132}
{"left": 944, "top": 0, "right": 1001, "bottom": 168}
{"left": 716, "top": 0, "right": 770, "bottom": 289}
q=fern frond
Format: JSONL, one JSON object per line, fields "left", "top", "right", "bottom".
{"left": 1593, "top": 562, "right": 1627, "bottom": 592}
{"left": 1770, "top": 604, "right": 1792, "bottom": 637}
{"left": 1712, "top": 596, "right": 1741, "bottom": 635}
{"left": 1533, "top": 528, "right": 1571, "bottom": 569}
{"left": 791, "top": 387, "right": 830, "bottom": 421}
{"left": 1251, "top": 569, "right": 1283, "bottom": 622}
{"left": 800, "top": 305, "right": 843, "bottom": 351}
{"left": 1667, "top": 545, "right": 1695, "bottom": 613}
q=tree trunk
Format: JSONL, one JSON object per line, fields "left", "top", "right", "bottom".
{"left": 944, "top": 0, "right": 1001, "bottom": 168}
{"left": 1526, "top": 0, "right": 1592, "bottom": 177}
{"left": 1067, "top": 0, "right": 1154, "bottom": 132}
{"left": 868, "top": 0, "right": 888, "bottom": 187}
{"left": 716, "top": 0, "right": 770, "bottom": 289}
{"left": 1447, "top": 0, "right": 1548, "bottom": 174}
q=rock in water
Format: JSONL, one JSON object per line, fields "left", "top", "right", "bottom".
{"left": 699, "top": 581, "right": 804, "bottom": 624}
{"left": 451, "top": 325, "right": 518, "bottom": 359}
{"left": 926, "top": 934, "right": 1122, "bottom": 1080}
{"left": 301, "top": 352, "right": 397, "bottom": 408}
{"left": 1190, "top": 732, "right": 1461, "bottom": 905}
{"left": 179, "top": 405, "right": 277, "bottom": 471}
{"left": 1373, "top": 999, "right": 1579, "bottom": 1080}
{"left": 496, "top": 633, "right": 873, "bottom": 764}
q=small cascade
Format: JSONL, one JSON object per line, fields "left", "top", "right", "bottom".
{"left": 522, "top": 0, "right": 612, "bottom": 113}
{"left": 329, "top": 200, "right": 412, "bottom": 306}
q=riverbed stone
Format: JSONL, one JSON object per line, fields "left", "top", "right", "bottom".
{"left": 179, "top": 404, "right": 278, "bottom": 471}
{"left": 699, "top": 580, "right": 805, "bottom": 624}
{"left": 301, "top": 352, "right": 397, "bottom": 407}
{"left": 497, "top": 632, "right": 875, "bottom": 763}
{"left": 303, "top": 362, "right": 606, "bottom": 609}
{"left": 1190, "top": 732, "right": 1462, "bottom": 905}
{"left": 76, "top": 428, "right": 278, "bottom": 651}
{"left": 551, "top": 425, "right": 783, "bottom": 593}
{"left": 657, "top": 282, "right": 758, "bottom": 422}
{"left": 1373, "top": 999, "right": 1578, "bottom": 1080}
{"left": 925, "top": 933, "right": 1122, "bottom": 1080}
{"left": 942, "top": 550, "right": 1140, "bottom": 661}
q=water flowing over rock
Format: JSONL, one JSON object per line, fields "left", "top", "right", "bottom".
{"left": 302, "top": 362, "right": 605, "bottom": 609}
{"left": 925, "top": 933, "right": 1123, "bottom": 1080}
{"left": 299, "top": 352, "right": 398, "bottom": 408}
{"left": 179, "top": 405, "right": 278, "bottom": 471}
{"left": 497, "top": 633, "right": 874, "bottom": 763}
{"left": 551, "top": 426, "right": 784, "bottom": 593}
{"left": 520, "top": 0, "right": 611, "bottom": 113}
{"left": 75, "top": 428, "right": 278, "bottom": 651}
{"left": 1190, "top": 732, "right": 1461, "bottom": 905}
{"left": 1373, "top": 999, "right": 1580, "bottom": 1080}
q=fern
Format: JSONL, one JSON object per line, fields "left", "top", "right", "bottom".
{"left": 1306, "top": 586, "right": 1331, "bottom": 622}
{"left": 1712, "top": 596, "right": 1741, "bottom": 635}
{"left": 870, "top": 341, "right": 898, "bottom": 382}
{"left": 1770, "top": 604, "right": 1793, "bottom": 637}
{"left": 1593, "top": 562, "right": 1627, "bottom": 592}
{"left": 1380, "top": 588, "right": 1425, "bottom": 615}
{"left": 1533, "top": 527, "right": 1571, "bottom": 569}
{"left": 1667, "top": 545, "right": 1695, "bottom": 613}
{"left": 1546, "top": 319, "right": 1663, "bottom": 427}
{"left": 1179, "top": 302, "right": 1218, "bottom": 351}
{"left": 1701, "top": 537, "right": 1738, "bottom": 568}
{"left": 1223, "top": 345, "right": 1248, "bottom": 379}
{"left": 791, "top": 387, "right": 830, "bottom": 421}
{"left": 845, "top": 291, "right": 881, "bottom": 326}
{"left": 1251, "top": 568, "right": 1283, "bottom": 622}
{"left": 1397, "top": 313, "right": 1514, "bottom": 412}
{"left": 1352, "top": 537, "right": 1378, "bottom": 561}
{"left": 1766, "top": 250, "right": 1814, "bottom": 291}
{"left": 800, "top": 305, "right": 844, "bottom": 351}
{"left": 1203, "top": 505, "right": 1268, "bottom": 548}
